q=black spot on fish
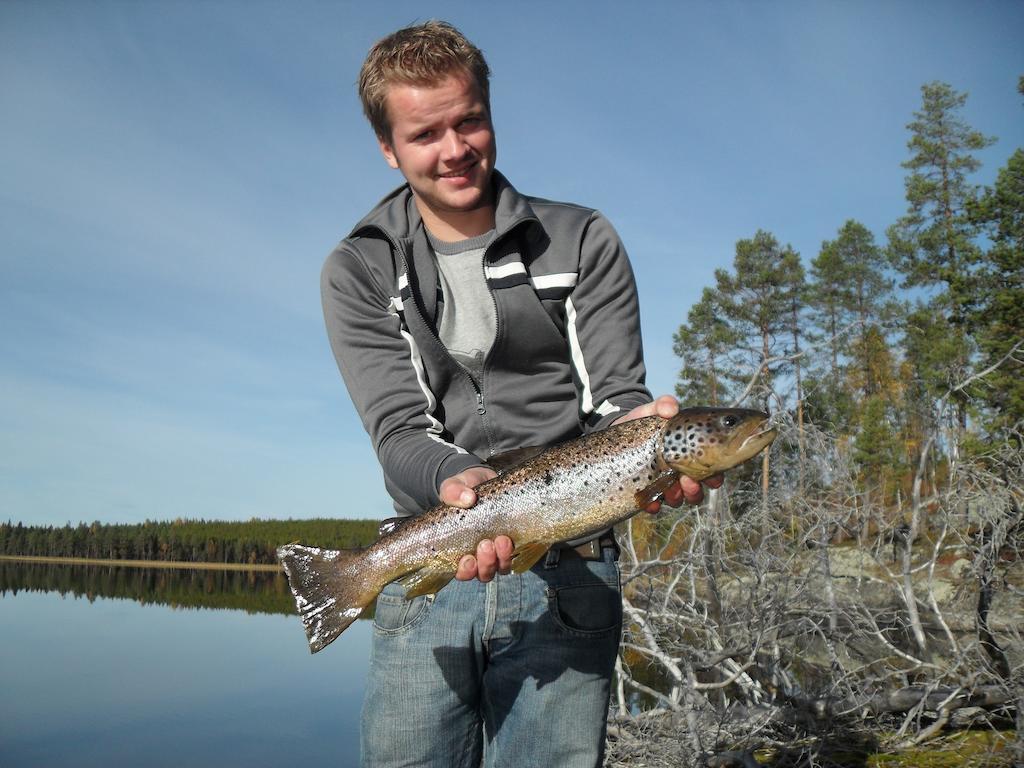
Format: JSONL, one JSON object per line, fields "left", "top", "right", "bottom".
{"left": 543, "top": 471, "right": 553, "bottom": 485}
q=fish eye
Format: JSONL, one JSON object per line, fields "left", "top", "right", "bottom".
{"left": 722, "top": 415, "right": 738, "bottom": 427}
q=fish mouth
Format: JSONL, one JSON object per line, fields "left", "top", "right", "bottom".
{"left": 727, "top": 418, "right": 778, "bottom": 458}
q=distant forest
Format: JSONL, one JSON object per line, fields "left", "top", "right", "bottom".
{"left": 0, "top": 518, "right": 380, "bottom": 565}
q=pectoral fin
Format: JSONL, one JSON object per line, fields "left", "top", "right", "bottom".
{"left": 634, "top": 471, "right": 679, "bottom": 509}
{"left": 378, "top": 517, "right": 406, "bottom": 537}
{"left": 398, "top": 566, "right": 455, "bottom": 598}
{"left": 486, "top": 445, "right": 548, "bottom": 474}
{"left": 509, "top": 541, "right": 550, "bottom": 573}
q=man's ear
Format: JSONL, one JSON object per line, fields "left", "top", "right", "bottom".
{"left": 378, "top": 135, "right": 399, "bottom": 170}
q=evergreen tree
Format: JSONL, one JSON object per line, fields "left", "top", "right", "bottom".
{"left": 808, "top": 220, "right": 895, "bottom": 432}
{"left": 968, "top": 146, "right": 1024, "bottom": 440}
{"left": 852, "top": 394, "right": 906, "bottom": 509}
{"left": 714, "top": 230, "right": 801, "bottom": 406}
{"left": 712, "top": 230, "right": 803, "bottom": 526}
{"left": 673, "top": 287, "right": 738, "bottom": 406}
{"left": 887, "top": 81, "right": 995, "bottom": 457}
{"left": 887, "top": 81, "right": 995, "bottom": 320}
{"left": 808, "top": 233, "right": 850, "bottom": 385}
{"left": 780, "top": 248, "right": 809, "bottom": 492}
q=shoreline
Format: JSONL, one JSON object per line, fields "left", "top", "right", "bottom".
{"left": 0, "top": 554, "right": 282, "bottom": 572}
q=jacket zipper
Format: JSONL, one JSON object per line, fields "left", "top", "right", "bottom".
{"left": 471, "top": 232, "right": 509, "bottom": 451}
{"left": 378, "top": 227, "right": 496, "bottom": 454}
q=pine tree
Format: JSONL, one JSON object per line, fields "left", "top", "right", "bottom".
{"left": 888, "top": 81, "right": 995, "bottom": 320}
{"left": 968, "top": 146, "right": 1024, "bottom": 440}
{"left": 808, "top": 220, "right": 895, "bottom": 433}
{"left": 713, "top": 231, "right": 803, "bottom": 529}
{"left": 888, "top": 81, "right": 995, "bottom": 468}
{"left": 673, "top": 286, "right": 738, "bottom": 406}
{"left": 808, "top": 233, "right": 850, "bottom": 386}
{"left": 852, "top": 394, "right": 906, "bottom": 509}
{"left": 714, "top": 230, "right": 801, "bottom": 406}
{"left": 780, "top": 248, "right": 809, "bottom": 493}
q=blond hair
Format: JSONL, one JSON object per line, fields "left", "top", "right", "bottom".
{"left": 358, "top": 20, "right": 491, "bottom": 141}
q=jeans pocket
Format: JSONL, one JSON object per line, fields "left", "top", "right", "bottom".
{"left": 373, "top": 587, "right": 431, "bottom": 636}
{"left": 547, "top": 575, "right": 622, "bottom": 637}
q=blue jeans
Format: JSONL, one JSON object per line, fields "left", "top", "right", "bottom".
{"left": 360, "top": 547, "right": 622, "bottom": 768}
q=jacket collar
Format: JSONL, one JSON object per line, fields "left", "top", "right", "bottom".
{"left": 349, "top": 170, "right": 539, "bottom": 243}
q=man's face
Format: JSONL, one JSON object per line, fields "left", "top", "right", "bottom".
{"left": 378, "top": 73, "right": 497, "bottom": 237}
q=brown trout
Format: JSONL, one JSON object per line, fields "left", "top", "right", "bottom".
{"left": 278, "top": 407, "right": 776, "bottom": 652}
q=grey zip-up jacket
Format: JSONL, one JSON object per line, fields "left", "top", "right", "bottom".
{"left": 321, "top": 172, "right": 651, "bottom": 517}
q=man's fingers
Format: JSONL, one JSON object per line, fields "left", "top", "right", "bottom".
{"left": 494, "top": 535, "right": 514, "bottom": 574}
{"left": 680, "top": 475, "right": 704, "bottom": 505}
{"left": 440, "top": 466, "right": 498, "bottom": 508}
{"left": 454, "top": 537, "right": 512, "bottom": 582}
{"left": 455, "top": 554, "right": 477, "bottom": 581}
{"left": 614, "top": 395, "right": 680, "bottom": 426}
{"left": 652, "top": 395, "right": 679, "bottom": 419}
{"left": 662, "top": 482, "right": 684, "bottom": 507}
{"left": 441, "top": 480, "right": 477, "bottom": 508}
{"left": 476, "top": 539, "right": 497, "bottom": 582}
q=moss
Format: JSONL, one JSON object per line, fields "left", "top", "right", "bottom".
{"left": 867, "top": 730, "right": 1017, "bottom": 768}
{"left": 738, "top": 730, "right": 1016, "bottom": 767}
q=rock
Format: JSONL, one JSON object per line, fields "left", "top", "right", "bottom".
{"left": 950, "top": 557, "right": 973, "bottom": 583}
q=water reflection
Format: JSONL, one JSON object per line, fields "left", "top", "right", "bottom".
{"left": 0, "top": 560, "right": 370, "bottom": 768}
{"left": 0, "top": 560, "right": 296, "bottom": 615}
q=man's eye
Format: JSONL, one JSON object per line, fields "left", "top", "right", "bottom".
{"left": 413, "top": 130, "right": 432, "bottom": 142}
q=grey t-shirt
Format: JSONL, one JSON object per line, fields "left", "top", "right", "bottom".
{"left": 427, "top": 229, "right": 497, "bottom": 385}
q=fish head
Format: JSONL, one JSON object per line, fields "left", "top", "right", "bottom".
{"left": 658, "top": 407, "right": 777, "bottom": 480}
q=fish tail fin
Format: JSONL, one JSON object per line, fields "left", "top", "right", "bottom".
{"left": 277, "top": 543, "right": 376, "bottom": 654}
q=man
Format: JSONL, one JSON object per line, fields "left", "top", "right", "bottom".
{"left": 322, "top": 20, "right": 719, "bottom": 768}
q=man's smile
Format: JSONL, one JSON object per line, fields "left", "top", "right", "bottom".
{"left": 438, "top": 160, "right": 477, "bottom": 178}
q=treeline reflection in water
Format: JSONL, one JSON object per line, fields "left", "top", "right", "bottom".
{"left": 0, "top": 560, "right": 299, "bottom": 615}
{"left": 1, "top": 558, "right": 371, "bottom": 768}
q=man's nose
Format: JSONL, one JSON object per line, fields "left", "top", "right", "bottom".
{"left": 440, "top": 129, "right": 469, "bottom": 161}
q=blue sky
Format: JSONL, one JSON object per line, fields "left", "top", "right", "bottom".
{"left": 2, "top": 1, "right": 1022, "bottom": 526}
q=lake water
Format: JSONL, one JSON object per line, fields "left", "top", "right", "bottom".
{"left": 0, "top": 562, "right": 370, "bottom": 767}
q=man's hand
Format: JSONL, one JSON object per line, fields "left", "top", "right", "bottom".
{"left": 613, "top": 395, "right": 724, "bottom": 512}
{"left": 439, "top": 467, "right": 514, "bottom": 583}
